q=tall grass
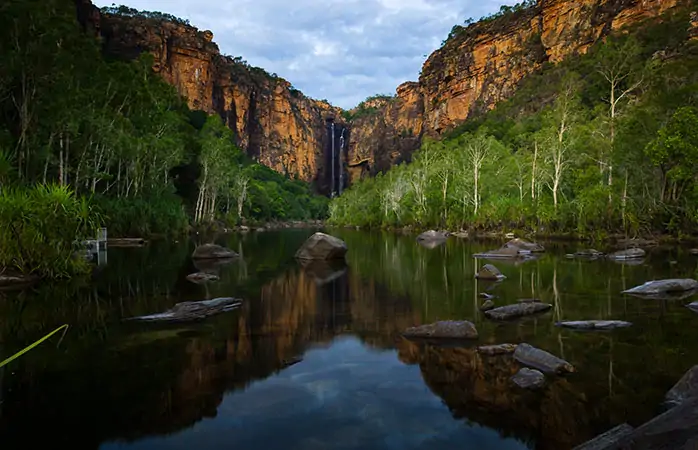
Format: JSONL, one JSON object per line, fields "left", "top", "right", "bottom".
{"left": 93, "top": 194, "right": 189, "bottom": 237}
{"left": 0, "top": 185, "right": 101, "bottom": 277}
{"left": 0, "top": 324, "right": 69, "bottom": 369}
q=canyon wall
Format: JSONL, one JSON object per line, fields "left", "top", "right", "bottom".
{"left": 77, "top": 0, "right": 692, "bottom": 188}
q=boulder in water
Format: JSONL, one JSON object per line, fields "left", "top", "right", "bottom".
{"left": 480, "top": 300, "right": 495, "bottom": 311}
{"left": 503, "top": 238, "right": 545, "bottom": 253}
{"left": 295, "top": 232, "right": 348, "bottom": 260}
{"left": 573, "top": 249, "right": 604, "bottom": 258}
{"left": 608, "top": 247, "right": 645, "bottom": 260}
{"left": 186, "top": 272, "right": 219, "bottom": 284}
{"left": 478, "top": 343, "right": 518, "bottom": 355}
{"left": 479, "top": 292, "right": 496, "bottom": 300}
{"left": 192, "top": 243, "right": 239, "bottom": 260}
{"left": 665, "top": 365, "right": 698, "bottom": 408}
{"left": 622, "top": 278, "right": 698, "bottom": 295}
{"left": 517, "top": 298, "right": 541, "bottom": 303}
{"left": 514, "top": 343, "right": 575, "bottom": 374}
{"left": 484, "top": 302, "right": 552, "bottom": 320}
{"left": 127, "top": 297, "right": 242, "bottom": 323}
{"left": 475, "top": 264, "right": 506, "bottom": 280}
{"left": 687, "top": 302, "right": 698, "bottom": 313}
{"left": 416, "top": 230, "right": 448, "bottom": 248}
{"left": 403, "top": 320, "right": 478, "bottom": 339}
{"left": 511, "top": 368, "right": 546, "bottom": 390}
{"left": 556, "top": 320, "right": 632, "bottom": 330}
{"left": 473, "top": 246, "right": 521, "bottom": 259}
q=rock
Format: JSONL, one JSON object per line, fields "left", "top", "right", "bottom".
{"left": 475, "top": 264, "right": 506, "bottom": 280}
{"left": 513, "top": 343, "right": 575, "bottom": 374}
{"left": 403, "top": 320, "right": 479, "bottom": 340}
{"left": 107, "top": 237, "right": 147, "bottom": 247}
{"left": 295, "top": 232, "right": 348, "bottom": 260}
{"left": 511, "top": 368, "right": 546, "bottom": 390}
{"left": 690, "top": 248, "right": 698, "bottom": 255}
{"left": 186, "top": 272, "right": 219, "bottom": 284}
{"left": 192, "top": 243, "right": 239, "bottom": 259}
{"left": 574, "top": 249, "right": 604, "bottom": 258}
{"left": 687, "top": 302, "right": 698, "bottom": 312}
{"left": 473, "top": 247, "right": 521, "bottom": 259}
{"left": 477, "top": 343, "right": 518, "bottom": 355}
{"left": 452, "top": 231, "right": 469, "bottom": 238}
{"left": 665, "top": 365, "right": 698, "bottom": 408}
{"left": 127, "top": 297, "right": 242, "bottom": 323}
{"left": 0, "top": 272, "right": 39, "bottom": 289}
{"left": 480, "top": 300, "right": 495, "bottom": 311}
{"left": 298, "top": 259, "right": 348, "bottom": 285}
{"left": 479, "top": 292, "right": 496, "bottom": 300}
{"left": 503, "top": 238, "right": 545, "bottom": 253}
{"left": 416, "top": 230, "right": 448, "bottom": 248}
{"left": 572, "top": 423, "right": 634, "bottom": 450}
{"left": 556, "top": 320, "right": 632, "bottom": 330}
{"left": 484, "top": 302, "right": 552, "bottom": 320}
{"left": 517, "top": 298, "right": 541, "bottom": 303}
{"left": 622, "top": 279, "right": 698, "bottom": 295}
{"left": 608, "top": 247, "right": 646, "bottom": 260}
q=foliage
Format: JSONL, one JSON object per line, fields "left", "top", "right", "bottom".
{"left": 445, "top": 0, "right": 538, "bottom": 43}
{"left": 0, "top": 185, "right": 101, "bottom": 277}
{"left": 330, "top": 8, "right": 698, "bottom": 237}
{"left": 100, "top": 4, "right": 191, "bottom": 26}
{"left": 0, "top": 324, "right": 69, "bottom": 369}
{"left": 343, "top": 94, "right": 395, "bottom": 121}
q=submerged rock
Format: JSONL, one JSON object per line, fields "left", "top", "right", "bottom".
{"left": 298, "top": 259, "right": 348, "bottom": 285}
{"left": 517, "top": 298, "right": 541, "bottom": 303}
{"left": 484, "top": 302, "right": 552, "bottom": 320}
{"left": 416, "top": 230, "right": 448, "bottom": 242}
{"left": 192, "top": 243, "right": 239, "bottom": 259}
{"left": 511, "top": 368, "right": 546, "bottom": 390}
{"left": 186, "top": 272, "right": 220, "bottom": 284}
{"left": 503, "top": 238, "right": 545, "bottom": 253}
{"left": 622, "top": 278, "right": 698, "bottom": 295}
{"left": 107, "top": 238, "right": 147, "bottom": 247}
{"left": 478, "top": 343, "right": 518, "bottom": 355}
{"left": 474, "top": 247, "right": 521, "bottom": 259}
{"left": 608, "top": 247, "right": 645, "bottom": 260}
{"left": 572, "top": 423, "right": 634, "bottom": 450}
{"left": 295, "top": 232, "right": 348, "bottom": 260}
{"left": 403, "top": 320, "right": 478, "bottom": 340}
{"left": 127, "top": 297, "right": 242, "bottom": 323}
{"left": 556, "top": 320, "right": 632, "bottom": 330}
{"left": 513, "top": 343, "right": 575, "bottom": 374}
{"left": 665, "top": 365, "right": 698, "bottom": 408}
{"left": 475, "top": 264, "right": 506, "bottom": 280}
{"left": 573, "top": 249, "right": 604, "bottom": 258}
{"left": 480, "top": 300, "right": 495, "bottom": 311}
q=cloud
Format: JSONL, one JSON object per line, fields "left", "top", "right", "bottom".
{"left": 94, "top": 0, "right": 519, "bottom": 108}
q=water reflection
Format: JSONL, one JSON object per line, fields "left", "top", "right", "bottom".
{"left": 0, "top": 230, "right": 698, "bottom": 449}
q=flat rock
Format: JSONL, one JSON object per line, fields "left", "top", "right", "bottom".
{"left": 484, "top": 302, "right": 552, "bottom": 320}
{"left": 556, "top": 320, "right": 632, "bottom": 330}
{"left": 478, "top": 343, "right": 518, "bottom": 355}
{"left": 687, "top": 302, "right": 698, "bottom": 312}
{"left": 608, "top": 247, "right": 646, "bottom": 260}
{"left": 295, "top": 232, "right": 348, "bottom": 260}
{"left": 480, "top": 300, "right": 495, "bottom": 311}
{"left": 514, "top": 343, "right": 575, "bottom": 374}
{"left": 573, "top": 423, "right": 634, "bottom": 450}
{"left": 574, "top": 249, "right": 604, "bottom": 258}
{"left": 186, "top": 272, "right": 219, "bottom": 284}
{"left": 473, "top": 247, "right": 521, "bottom": 259}
{"left": 622, "top": 279, "right": 698, "bottom": 295}
{"left": 192, "top": 243, "right": 239, "bottom": 259}
{"left": 665, "top": 365, "right": 698, "bottom": 408}
{"left": 107, "top": 238, "right": 147, "bottom": 247}
{"left": 475, "top": 264, "right": 506, "bottom": 280}
{"left": 0, "top": 272, "right": 38, "bottom": 288}
{"left": 503, "top": 238, "right": 545, "bottom": 253}
{"left": 416, "top": 230, "right": 448, "bottom": 242}
{"left": 517, "top": 298, "right": 541, "bottom": 303}
{"left": 511, "top": 368, "right": 546, "bottom": 390}
{"left": 403, "top": 320, "right": 478, "bottom": 339}
{"left": 479, "top": 292, "right": 496, "bottom": 300}
{"left": 127, "top": 297, "right": 242, "bottom": 323}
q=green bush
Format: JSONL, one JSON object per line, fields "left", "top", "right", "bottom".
{"left": 93, "top": 194, "right": 189, "bottom": 237}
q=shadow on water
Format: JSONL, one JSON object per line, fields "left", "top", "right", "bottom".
{"left": 1, "top": 229, "right": 698, "bottom": 448}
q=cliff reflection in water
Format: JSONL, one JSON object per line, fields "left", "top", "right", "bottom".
{"left": 2, "top": 230, "right": 698, "bottom": 449}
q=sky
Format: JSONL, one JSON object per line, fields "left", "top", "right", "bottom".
{"left": 94, "top": 0, "right": 519, "bottom": 109}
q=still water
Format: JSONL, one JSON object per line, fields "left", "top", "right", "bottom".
{"left": 1, "top": 229, "right": 697, "bottom": 449}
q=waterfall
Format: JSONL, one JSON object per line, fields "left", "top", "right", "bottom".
{"left": 339, "top": 128, "right": 345, "bottom": 195}
{"left": 331, "top": 121, "right": 335, "bottom": 197}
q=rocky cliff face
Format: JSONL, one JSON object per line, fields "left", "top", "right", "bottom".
{"left": 89, "top": 4, "right": 344, "bottom": 191}
{"left": 350, "top": 0, "right": 691, "bottom": 174}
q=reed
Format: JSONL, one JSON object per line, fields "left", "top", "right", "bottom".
{"left": 0, "top": 324, "right": 69, "bottom": 369}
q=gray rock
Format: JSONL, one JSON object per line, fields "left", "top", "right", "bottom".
{"left": 185, "top": 272, "right": 220, "bottom": 284}
{"left": 478, "top": 343, "right": 518, "bottom": 355}
{"left": 665, "top": 365, "right": 698, "bottom": 408}
{"left": 687, "top": 302, "right": 698, "bottom": 312}
{"left": 690, "top": 248, "right": 698, "bottom": 255}
{"left": 127, "top": 297, "right": 242, "bottom": 323}
{"left": 403, "top": 320, "right": 478, "bottom": 339}
{"left": 475, "top": 264, "right": 506, "bottom": 280}
{"left": 484, "top": 302, "right": 552, "bottom": 320}
{"left": 511, "top": 368, "right": 546, "bottom": 389}
{"left": 192, "top": 243, "right": 239, "bottom": 259}
{"left": 572, "top": 423, "right": 634, "bottom": 450}
{"left": 295, "top": 232, "right": 348, "bottom": 260}
{"left": 416, "top": 230, "right": 448, "bottom": 243}
{"left": 608, "top": 247, "right": 646, "bottom": 260}
{"left": 479, "top": 292, "right": 496, "bottom": 300}
{"left": 480, "top": 300, "right": 495, "bottom": 311}
{"left": 0, "top": 272, "right": 38, "bottom": 289}
{"left": 517, "top": 298, "right": 541, "bottom": 303}
{"left": 503, "top": 238, "right": 545, "bottom": 253}
{"left": 574, "top": 249, "right": 604, "bottom": 258}
{"left": 622, "top": 279, "right": 698, "bottom": 295}
{"left": 513, "top": 343, "right": 575, "bottom": 374}
{"left": 474, "top": 246, "right": 521, "bottom": 259}
{"left": 556, "top": 320, "right": 632, "bottom": 330}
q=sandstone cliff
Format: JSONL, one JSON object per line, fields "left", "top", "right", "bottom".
{"left": 348, "top": 0, "right": 692, "bottom": 179}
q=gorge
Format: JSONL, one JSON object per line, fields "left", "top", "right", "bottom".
{"left": 77, "top": 0, "right": 693, "bottom": 193}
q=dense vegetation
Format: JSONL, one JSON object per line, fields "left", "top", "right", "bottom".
{"left": 330, "top": 7, "right": 698, "bottom": 238}
{"left": 0, "top": 0, "right": 327, "bottom": 276}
